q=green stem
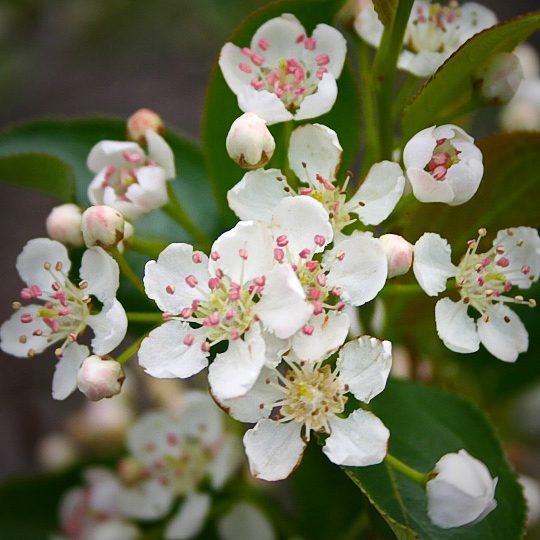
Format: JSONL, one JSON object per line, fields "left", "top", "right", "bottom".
{"left": 385, "top": 453, "right": 431, "bottom": 486}
{"left": 115, "top": 335, "right": 145, "bottom": 364}
{"left": 372, "top": 0, "right": 415, "bottom": 159}
{"left": 358, "top": 39, "right": 379, "bottom": 172}
{"left": 162, "top": 184, "right": 210, "bottom": 246}
{"left": 126, "top": 312, "right": 163, "bottom": 323}
{"left": 392, "top": 73, "right": 420, "bottom": 121}
{"left": 111, "top": 248, "right": 145, "bottom": 295}
{"left": 130, "top": 237, "right": 168, "bottom": 258}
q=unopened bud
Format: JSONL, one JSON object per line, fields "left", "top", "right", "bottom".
{"left": 126, "top": 108, "right": 165, "bottom": 144}
{"left": 475, "top": 53, "right": 524, "bottom": 104}
{"left": 380, "top": 234, "right": 413, "bottom": 278}
{"left": 226, "top": 112, "right": 275, "bottom": 169}
{"left": 46, "top": 203, "right": 84, "bottom": 247}
{"left": 77, "top": 355, "right": 125, "bottom": 401}
{"left": 81, "top": 205, "right": 125, "bottom": 249}
{"left": 118, "top": 220, "right": 134, "bottom": 253}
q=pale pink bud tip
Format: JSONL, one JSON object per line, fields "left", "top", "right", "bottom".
{"left": 77, "top": 355, "right": 125, "bottom": 401}
{"left": 126, "top": 108, "right": 165, "bottom": 144}
{"left": 46, "top": 203, "right": 84, "bottom": 247}
{"left": 81, "top": 205, "right": 125, "bottom": 249}
{"left": 380, "top": 234, "right": 414, "bottom": 279}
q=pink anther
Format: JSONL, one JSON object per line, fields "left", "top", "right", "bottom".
{"left": 276, "top": 235, "right": 288, "bottom": 247}
{"left": 185, "top": 275, "right": 198, "bottom": 288}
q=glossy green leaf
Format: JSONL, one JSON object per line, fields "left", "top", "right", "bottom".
{"left": 401, "top": 11, "right": 540, "bottom": 138}
{"left": 0, "top": 153, "right": 75, "bottom": 201}
{"left": 344, "top": 379, "right": 526, "bottom": 540}
{"left": 397, "top": 131, "right": 540, "bottom": 245}
{"left": 372, "top": 0, "right": 397, "bottom": 27}
{"left": 202, "top": 0, "right": 359, "bottom": 226}
{"left": 0, "top": 118, "right": 222, "bottom": 242}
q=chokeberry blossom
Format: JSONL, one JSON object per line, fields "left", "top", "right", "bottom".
{"left": 216, "top": 336, "right": 392, "bottom": 481}
{"left": 228, "top": 123, "right": 405, "bottom": 232}
{"left": 413, "top": 227, "right": 540, "bottom": 362}
{"left": 113, "top": 391, "right": 241, "bottom": 539}
{"left": 87, "top": 128, "right": 175, "bottom": 220}
{"left": 140, "top": 219, "right": 312, "bottom": 400}
{"left": 403, "top": 124, "right": 483, "bottom": 205}
{"left": 0, "top": 238, "right": 127, "bottom": 399}
{"left": 219, "top": 14, "right": 347, "bottom": 124}
{"left": 355, "top": 0, "right": 497, "bottom": 77}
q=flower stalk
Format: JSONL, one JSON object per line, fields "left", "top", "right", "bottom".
{"left": 385, "top": 453, "right": 431, "bottom": 486}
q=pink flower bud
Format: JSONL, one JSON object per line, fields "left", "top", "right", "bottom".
{"left": 226, "top": 112, "right": 275, "bottom": 169}
{"left": 81, "top": 205, "right": 125, "bottom": 249}
{"left": 126, "top": 108, "right": 165, "bottom": 144}
{"left": 46, "top": 203, "right": 84, "bottom": 247}
{"left": 380, "top": 234, "right": 413, "bottom": 278}
{"left": 77, "top": 355, "right": 125, "bottom": 401}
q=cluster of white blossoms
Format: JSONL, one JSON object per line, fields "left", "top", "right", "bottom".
{"left": 355, "top": 0, "right": 497, "bottom": 77}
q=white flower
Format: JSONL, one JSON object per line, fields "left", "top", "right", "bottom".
{"left": 228, "top": 123, "right": 405, "bottom": 232}
{"left": 426, "top": 449, "right": 497, "bottom": 528}
{"left": 474, "top": 52, "right": 523, "bottom": 104}
{"left": 46, "top": 203, "right": 83, "bottom": 247}
{"left": 141, "top": 220, "right": 312, "bottom": 400}
{"left": 217, "top": 336, "right": 392, "bottom": 481}
{"left": 77, "top": 354, "right": 125, "bottom": 401}
{"left": 226, "top": 112, "right": 275, "bottom": 169}
{"left": 403, "top": 124, "right": 483, "bottom": 206}
{"left": 81, "top": 205, "right": 125, "bottom": 249}
{"left": 219, "top": 14, "right": 347, "bottom": 124}
{"left": 413, "top": 227, "right": 540, "bottom": 362}
{"left": 57, "top": 467, "right": 138, "bottom": 540}
{"left": 355, "top": 0, "right": 497, "bottom": 77}
{"left": 0, "top": 238, "right": 127, "bottom": 399}
{"left": 87, "top": 129, "right": 175, "bottom": 220}
{"left": 115, "top": 391, "right": 241, "bottom": 537}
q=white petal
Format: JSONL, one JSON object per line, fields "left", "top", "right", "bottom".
{"left": 288, "top": 124, "right": 342, "bottom": 187}
{"left": 125, "top": 166, "right": 168, "bottom": 214}
{"left": 52, "top": 343, "right": 89, "bottom": 400}
{"left": 413, "top": 233, "right": 457, "bottom": 296}
{"left": 209, "top": 221, "right": 274, "bottom": 285}
{"left": 80, "top": 247, "right": 120, "bottom": 303}
{"left": 165, "top": 493, "right": 210, "bottom": 540}
{"left": 323, "top": 409, "right": 389, "bottom": 466}
{"left": 209, "top": 434, "right": 243, "bottom": 489}
{"left": 88, "top": 169, "right": 107, "bottom": 206}
{"left": 146, "top": 129, "right": 175, "bottom": 179}
{"left": 403, "top": 126, "right": 437, "bottom": 170}
{"left": 254, "top": 265, "right": 312, "bottom": 339}
{"left": 325, "top": 235, "right": 388, "bottom": 306}
{"left": 16, "top": 238, "right": 71, "bottom": 291}
{"left": 243, "top": 419, "right": 306, "bottom": 481}
{"left": 457, "top": 3, "right": 498, "bottom": 41}
{"left": 88, "top": 299, "right": 128, "bottom": 355}
{"left": 407, "top": 168, "right": 455, "bottom": 204}
{"left": 398, "top": 50, "right": 447, "bottom": 78}
{"left": 292, "top": 311, "right": 350, "bottom": 362}
{"left": 177, "top": 390, "right": 223, "bottom": 446}
{"left": 216, "top": 366, "right": 282, "bottom": 423}
{"left": 143, "top": 243, "right": 210, "bottom": 315}
{"left": 138, "top": 321, "right": 208, "bottom": 378}
{"left": 227, "top": 168, "right": 292, "bottom": 222}
{"left": 218, "top": 502, "right": 276, "bottom": 540}
{"left": 311, "top": 23, "right": 347, "bottom": 78}
{"left": 208, "top": 325, "right": 266, "bottom": 401}
{"left": 337, "top": 336, "right": 392, "bottom": 403}
{"left": 346, "top": 161, "right": 405, "bottom": 225}
{"left": 87, "top": 141, "right": 143, "bottom": 173}
{"left": 435, "top": 298, "right": 480, "bottom": 354}
{"left": 87, "top": 522, "right": 138, "bottom": 540}
{"left": 219, "top": 43, "right": 255, "bottom": 95}
{"left": 118, "top": 479, "right": 173, "bottom": 520}
{"left": 0, "top": 304, "right": 49, "bottom": 357}
{"left": 250, "top": 14, "right": 305, "bottom": 66}
{"left": 443, "top": 161, "right": 483, "bottom": 207}
{"left": 262, "top": 328, "right": 290, "bottom": 368}
{"left": 294, "top": 73, "right": 338, "bottom": 121}
{"left": 493, "top": 227, "right": 540, "bottom": 289}
{"left": 237, "top": 87, "right": 293, "bottom": 125}
{"left": 354, "top": 4, "right": 384, "bottom": 48}
{"left": 271, "top": 196, "right": 333, "bottom": 258}
{"left": 478, "top": 305, "right": 528, "bottom": 362}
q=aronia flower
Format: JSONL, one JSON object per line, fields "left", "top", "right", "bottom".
{"left": 216, "top": 336, "right": 392, "bottom": 481}
{"left": 413, "top": 227, "right": 540, "bottom": 361}
{"left": 219, "top": 14, "right": 347, "bottom": 124}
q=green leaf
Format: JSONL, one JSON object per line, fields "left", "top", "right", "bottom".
{"left": 397, "top": 131, "right": 540, "bottom": 245}
{"left": 0, "top": 118, "right": 223, "bottom": 242}
{"left": 401, "top": 11, "right": 540, "bottom": 138}
{"left": 344, "top": 379, "right": 526, "bottom": 540}
{"left": 0, "top": 153, "right": 75, "bottom": 201}
{"left": 202, "top": 0, "right": 359, "bottom": 226}
{"left": 372, "top": 0, "right": 397, "bottom": 27}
